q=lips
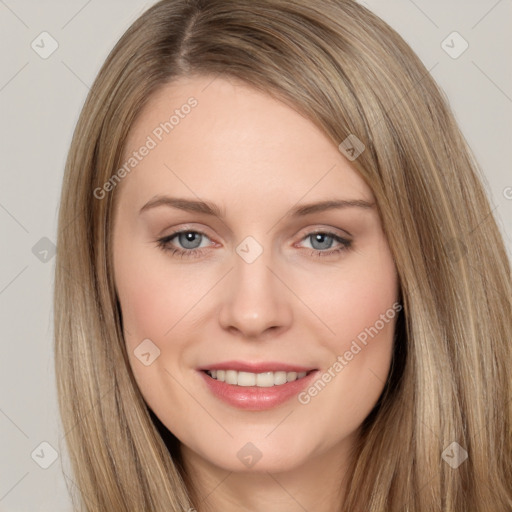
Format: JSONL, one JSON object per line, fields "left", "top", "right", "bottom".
{"left": 197, "top": 360, "right": 319, "bottom": 410}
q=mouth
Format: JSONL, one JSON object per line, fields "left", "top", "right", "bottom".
{"left": 203, "top": 369, "right": 314, "bottom": 387}
{"left": 197, "top": 361, "right": 319, "bottom": 410}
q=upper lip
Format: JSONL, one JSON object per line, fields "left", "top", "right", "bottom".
{"left": 198, "top": 360, "right": 317, "bottom": 373}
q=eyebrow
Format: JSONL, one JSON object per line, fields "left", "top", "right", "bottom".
{"left": 139, "top": 195, "right": 375, "bottom": 218}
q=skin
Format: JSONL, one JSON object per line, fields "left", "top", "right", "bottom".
{"left": 112, "top": 74, "right": 399, "bottom": 512}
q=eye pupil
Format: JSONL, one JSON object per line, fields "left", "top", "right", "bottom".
{"left": 311, "top": 233, "right": 333, "bottom": 250}
{"left": 179, "top": 231, "right": 202, "bottom": 249}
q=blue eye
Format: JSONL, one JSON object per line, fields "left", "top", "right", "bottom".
{"left": 156, "top": 229, "right": 352, "bottom": 259}
{"left": 157, "top": 230, "right": 211, "bottom": 259}
{"left": 172, "top": 231, "right": 204, "bottom": 250}
{"left": 302, "top": 232, "right": 351, "bottom": 255}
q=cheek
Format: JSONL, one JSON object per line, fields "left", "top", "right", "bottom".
{"left": 113, "top": 232, "right": 182, "bottom": 382}
{"left": 117, "top": 270, "right": 171, "bottom": 343}
{"left": 114, "top": 252, "right": 191, "bottom": 412}
{"left": 114, "top": 233, "right": 195, "bottom": 342}
{"left": 309, "top": 238, "right": 399, "bottom": 353}
{"left": 299, "top": 237, "right": 399, "bottom": 412}
{"left": 114, "top": 239, "right": 217, "bottom": 392}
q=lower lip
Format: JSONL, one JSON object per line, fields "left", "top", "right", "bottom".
{"left": 198, "top": 370, "right": 319, "bottom": 410}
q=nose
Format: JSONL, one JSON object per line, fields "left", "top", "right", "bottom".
{"left": 218, "top": 243, "right": 293, "bottom": 340}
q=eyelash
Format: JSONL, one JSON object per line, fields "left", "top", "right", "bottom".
{"left": 156, "top": 229, "right": 352, "bottom": 259}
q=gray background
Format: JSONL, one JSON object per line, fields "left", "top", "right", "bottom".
{"left": 0, "top": 0, "right": 510, "bottom": 510}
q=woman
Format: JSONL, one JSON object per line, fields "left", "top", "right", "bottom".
{"left": 54, "top": 0, "right": 512, "bottom": 510}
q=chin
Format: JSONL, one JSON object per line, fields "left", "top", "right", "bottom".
{"left": 184, "top": 432, "right": 319, "bottom": 475}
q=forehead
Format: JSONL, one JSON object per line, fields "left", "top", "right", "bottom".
{"left": 117, "top": 75, "right": 373, "bottom": 210}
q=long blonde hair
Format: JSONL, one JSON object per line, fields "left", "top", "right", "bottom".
{"left": 54, "top": 0, "right": 512, "bottom": 510}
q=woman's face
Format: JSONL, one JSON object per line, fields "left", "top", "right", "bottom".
{"left": 112, "top": 75, "right": 399, "bottom": 474}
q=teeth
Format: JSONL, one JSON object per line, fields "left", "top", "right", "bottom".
{"left": 206, "top": 369, "right": 308, "bottom": 387}
{"left": 225, "top": 370, "right": 237, "bottom": 385}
